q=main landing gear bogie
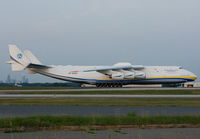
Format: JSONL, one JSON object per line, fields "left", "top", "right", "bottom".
{"left": 96, "top": 83, "right": 123, "bottom": 88}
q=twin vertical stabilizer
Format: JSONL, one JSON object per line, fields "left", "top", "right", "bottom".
{"left": 7, "top": 45, "right": 41, "bottom": 71}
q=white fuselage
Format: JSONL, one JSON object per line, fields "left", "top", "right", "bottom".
{"left": 32, "top": 65, "right": 197, "bottom": 85}
{"left": 8, "top": 45, "right": 197, "bottom": 87}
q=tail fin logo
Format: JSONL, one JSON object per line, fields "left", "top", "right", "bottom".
{"left": 17, "top": 53, "right": 23, "bottom": 59}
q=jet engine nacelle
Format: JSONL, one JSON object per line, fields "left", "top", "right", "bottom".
{"left": 111, "top": 71, "right": 146, "bottom": 80}
{"left": 134, "top": 71, "right": 146, "bottom": 79}
{"left": 124, "top": 72, "right": 135, "bottom": 79}
{"left": 111, "top": 72, "right": 124, "bottom": 80}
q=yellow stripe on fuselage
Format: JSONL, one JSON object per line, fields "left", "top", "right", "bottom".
{"left": 98, "top": 76, "right": 197, "bottom": 81}
{"left": 147, "top": 76, "right": 197, "bottom": 80}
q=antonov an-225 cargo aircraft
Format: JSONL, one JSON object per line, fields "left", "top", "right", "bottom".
{"left": 7, "top": 45, "right": 197, "bottom": 87}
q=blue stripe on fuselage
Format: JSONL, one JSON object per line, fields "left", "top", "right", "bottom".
{"left": 37, "top": 71, "right": 194, "bottom": 84}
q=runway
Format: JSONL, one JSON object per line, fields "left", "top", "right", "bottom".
{"left": 0, "top": 94, "right": 200, "bottom": 98}
{"left": 1, "top": 87, "right": 200, "bottom": 94}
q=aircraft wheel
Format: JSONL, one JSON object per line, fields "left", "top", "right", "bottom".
{"left": 96, "top": 83, "right": 100, "bottom": 88}
{"left": 117, "top": 83, "right": 122, "bottom": 88}
{"left": 105, "top": 83, "right": 108, "bottom": 88}
{"left": 98, "top": 83, "right": 102, "bottom": 88}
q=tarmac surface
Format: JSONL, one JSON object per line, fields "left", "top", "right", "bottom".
{"left": 0, "top": 94, "right": 200, "bottom": 98}
{"left": 1, "top": 128, "right": 200, "bottom": 139}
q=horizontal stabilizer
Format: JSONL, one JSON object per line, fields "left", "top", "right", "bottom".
{"left": 27, "top": 63, "right": 51, "bottom": 69}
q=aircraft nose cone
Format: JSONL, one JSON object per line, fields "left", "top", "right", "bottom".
{"left": 190, "top": 73, "right": 197, "bottom": 80}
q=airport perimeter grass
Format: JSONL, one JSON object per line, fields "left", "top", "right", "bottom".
{"left": 24, "top": 90, "right": 200, "bottom": 95}
{"left": 1, "top": 113, "right": 200, "bottom": 132}
{"left": 1, "top": 98, "right": 200, "bottom": 106}
{"left": 3, "top": 89, "right": 200, "bottom": 95}
{"left": 1, "top": 86, "right": 200, "bottom": 95}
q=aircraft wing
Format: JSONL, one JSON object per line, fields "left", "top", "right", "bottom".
{"left": 84, "top": 65, "right": 144, "bottom": 73}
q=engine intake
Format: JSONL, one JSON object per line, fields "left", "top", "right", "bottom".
{"left": 124, "top": 72, "right": 135, "bottom": 79}
{"left": 111, "top": 72, "right": 124, "bottom": 80}
{"left": 134, "top": 71, "right": 146, "bottom": 79}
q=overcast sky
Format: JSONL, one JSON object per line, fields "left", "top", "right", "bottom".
{"left": 0, "top": 0, "right": 200, "bottom": 83}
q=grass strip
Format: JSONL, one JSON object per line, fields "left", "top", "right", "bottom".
{"left": 24, "top": 90, "right": 200, "bottom": 95}
{"left": 3, "top": 90, "right": 200, "bottom": 95}
{"left": 0, "top": 113, "right": 200, "bottom": 130}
